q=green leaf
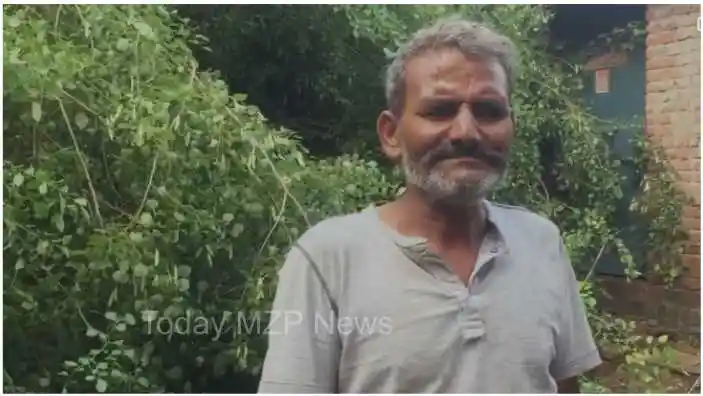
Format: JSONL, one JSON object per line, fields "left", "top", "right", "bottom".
{"left": 222, "top": 213, "right": 234, "bottom": 223}
{"left": 177, "top": 265, "right": 192, "bottom": 278}
{"left": 38, "top": 182, "right": 48, "bottom": 195}
{"left": 104, "top": 311, "right": 118, "bottom": 321}
{"left": 133, "top": 21, "right": 154, "bottom": 39}
{"left": 231, "top": 223, "right": 244, "bottom": 237}
{"left": 75, "top": 112, "right": 89, "bottom": 130}
{"left": 124, "top": 313, "right": 136, "bottom": 325}
{"left": 86, "top": 327, "right": 99, "bottom": 337}
{"left": 74, "top": 197, "right": 88, "bottom": 206}
{"left": 166, "top": 366, "right": 183, "bottom": 380}
{"left": 139, "top": 212, "right": 153, "bottom": 226}
{"left": 133, "top": 263, "right": 148, "bottom": 277}
{"left": 129, "top": 232, "right": 144, "bottom": 242}
{"left": 12, "top": 173, "right": 24, "bottom": 187}
{"left": 112, "top": 270, "right": 128, "bottom": 283}
{"left": 64, "top": 361, "right": 78, "bottom": 368}
{"left": 37, "top": 240, "right": 49, "bottom": 255}
{"left": 95, "top": 378, "right": 107, "bottom": 393}
{"left": 116, "top": 38, "right": 130, "bottom": 51}
{"left": 52, "top": 214, "right": 65, "bottom": 232}
{"left": 31, "top": 102, "right": 42, "bottom": 122}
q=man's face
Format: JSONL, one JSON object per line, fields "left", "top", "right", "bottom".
{"left": 378, "top": 48, "right": 514, "bottom": 207}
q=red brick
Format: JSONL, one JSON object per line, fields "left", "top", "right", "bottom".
{"left": 649, "top": 67, "right": 682, "bottom": 81}
{"left": 681, "top": 157, "right": 701, "bottom": 171}
{"left": 680, "top": 182, "right": 701, "bottom": 202}
{"left": 685, "top": 236, "right": 701, "bottom": 257}
{"left": 669, "top": 288, "right": 701, "bottom": 308}
{"left": 667, "top": 40, "right": 694, "bottom": 56}
{"left": 680, "top": 275, "right": 701, "bottom": 291}
{"left": 684, "top": 244, "right": 700, "bottom": 258}
{"left": 683, "top": 253, "right": 701, "bottom": 269}
{"left": 673, "top": 9, "right": 701, "bottom": 22}
{"left": 676, "top": 26, "right": 700, "bottom": 42}
{"left": 677, "top": 157, "right": 701, "bottom": 172}
{"left": 647, "top": 80, "right": 674, "bottom": 93}
{"left": 683, "top": 205, "right": 701, "bottom": 219}
{"left": 679, "top": 170, "right": 700, "bottom": 183}
{"left": 646, "top": 44, "right": 670, "bottom": 60}
{"left": 647, "top": 30, "right": 678, "bottom": 46}
{"left": 671, "top": 112, "right": 698, "bottom": 127}
{"left": 649, "top": 16, "right": 680, "bottom": 32}
{"left": 685, "top": 39, "right": 701, "bottom": 55}
{"left": 679, "top": 5, "right": 701, "bottom": 14}
{"left": 670, "top": 76, "right": 692, "bottom": 88}
{"left": 683, "top": 216, "right": 701, "bottom": 232}
{"left": 648, "top": 5, "right": 678, "bottom": 20}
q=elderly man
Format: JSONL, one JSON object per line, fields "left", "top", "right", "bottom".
{"left": 258, "top": 17, "right": 601, "bottom": 394}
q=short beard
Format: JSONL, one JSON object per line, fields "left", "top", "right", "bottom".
{"left": 401, "top": 153, "right": 505, "bottom": 210}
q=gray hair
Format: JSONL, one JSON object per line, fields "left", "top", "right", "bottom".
{"left": 384, "top": 16, "right": 520, "bottom": 113}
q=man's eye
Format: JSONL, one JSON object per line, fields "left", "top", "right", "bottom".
{"left": 424, "top": 102, "right": 459, "bottom": 119}
{"left": 471, "top": 100, "right": 509, "bottom": 122}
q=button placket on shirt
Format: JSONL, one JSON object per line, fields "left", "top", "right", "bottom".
{"left": 456, "top": 236, "right": 504, "bottom": 341}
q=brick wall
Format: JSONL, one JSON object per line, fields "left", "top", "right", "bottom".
{"left": 601, "top": 5, "right": 700, "bottom": 338}
{"left": 646, "top": 5, "right": 700, "bottom": 291}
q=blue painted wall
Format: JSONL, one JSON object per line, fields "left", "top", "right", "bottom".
{"left": 550, "top": 5, "right": 648, "bottom": 277}
{"left": 582, "top": 44, "right": 648, "bottom": 276}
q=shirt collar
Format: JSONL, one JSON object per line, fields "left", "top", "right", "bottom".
{"left": 482, "top": 200, "right": 510, "bottom": 256}
{"left": 366, "top": 199, "right": 509, "bottom": 255}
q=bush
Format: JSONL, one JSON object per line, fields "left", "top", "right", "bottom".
{"left": 3, "top": 5, "right": 396, "bottom": 392}
{"left": 3, "top": 4, "right": 687, "bottom": 394}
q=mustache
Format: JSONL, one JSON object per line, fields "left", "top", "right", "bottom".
{"left": 424, "top": 139, "right": 507, "bottom": 170}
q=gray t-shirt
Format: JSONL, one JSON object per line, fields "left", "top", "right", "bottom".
{"left": 258, "top": 201, "right": 601, "bottom": 393}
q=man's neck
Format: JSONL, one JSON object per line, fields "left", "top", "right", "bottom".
{"left": 379, "top": 186, "right": 488, "bottom": 250}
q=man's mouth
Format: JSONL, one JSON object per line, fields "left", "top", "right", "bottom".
{"left": 441, "top": 156, "right": 490, "bottom": 168}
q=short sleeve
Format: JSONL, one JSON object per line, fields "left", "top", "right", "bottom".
{"left": 550, "top": 237, "right": 603, "bottom": 381}
{"left": 257, "top": 241, "right": 341, "bottom": 393}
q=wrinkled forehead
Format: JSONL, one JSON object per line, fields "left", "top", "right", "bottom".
{"left": 404, "top": 48, "right": 509, "bottom": 101}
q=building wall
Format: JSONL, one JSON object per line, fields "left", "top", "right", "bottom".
{"left": 646, "top": 6, "right": 700, "bottom": 290}
{"left": 601, "top": 4, "right": 701, "bottom": 338}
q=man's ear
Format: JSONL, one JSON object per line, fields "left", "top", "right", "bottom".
{"left": 377, "top": 110, "right": 402, "bottom": 163}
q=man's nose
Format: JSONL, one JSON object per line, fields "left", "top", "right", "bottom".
{"left": 448, "top": 103, "right": 480, "bottom": 141}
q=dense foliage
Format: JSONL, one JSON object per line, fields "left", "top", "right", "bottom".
{"left": 3, "top": 4, "right": 689, "bottom": 393}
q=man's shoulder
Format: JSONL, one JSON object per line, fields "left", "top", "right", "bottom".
{"left": 282, "top": 208, "right": 377, "bottom": 278}
{"left": 294, "top": 208, "right": 375, "bottom": 251}
{"left": 487, "top": 201, "right": 561, "bottom": 237}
